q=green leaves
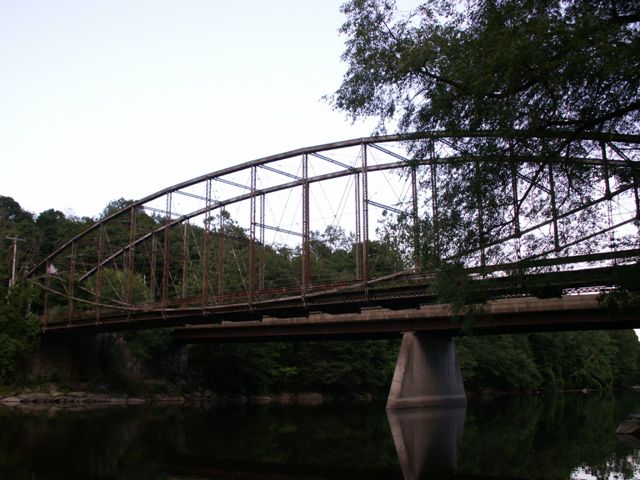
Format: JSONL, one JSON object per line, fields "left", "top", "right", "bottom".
{"left": 335, "top": 7, "right": 640, "bottom": 314}
{"left": 335, "top": 0, "right": 640, "bottom": 135}
{"left": 0, "top": 283, "right": 41, "bottom": 384}
{"left": 459, "top": 330, "right": 640, "bottom": 392}
{"left": 189, "top": 340, "right": 399, "bottom": 394}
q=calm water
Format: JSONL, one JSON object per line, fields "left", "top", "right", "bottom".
{"left": 1, "top": 392, "right": 639, "bottom": 479}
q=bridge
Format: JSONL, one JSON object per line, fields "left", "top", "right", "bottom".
{"left": 26, "top": 130, "right": 640, "bottom": 408}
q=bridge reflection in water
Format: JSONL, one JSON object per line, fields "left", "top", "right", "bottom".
{"left": 1, "top": 393, "right": 639, "bottom": 479}
{"left": 168, "top": 404, "right": 526, "bottom": 480}
{"left": 387, "top": 406, "right": 466, "bottom": 480}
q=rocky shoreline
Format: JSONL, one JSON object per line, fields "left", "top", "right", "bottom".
{"left": 0, "top": 388, "right": 379, "bottom": 407}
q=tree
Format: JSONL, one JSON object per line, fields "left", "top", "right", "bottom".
{"left": 0, "top": 283, "right": 41, "bottom": 384}
{"left": 332, "top": 0, "right": 640, "bottom": 266}
{"left": 458, "top": 334, "right": 542, "bottom": 391}
{"left": 35, "top": 209, "right": 91, "bottom": 258}
{"left": 99, "top": 198, "right": 135, "bottom": 219}
{"left": 0, "top": 197, "right": 39, "bottom": 283}
{"left": 334, "top": 0, "right": 639, "bottom": 137}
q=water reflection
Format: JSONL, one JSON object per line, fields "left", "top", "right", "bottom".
{"left": 387, "top": 406, "right": 465, "bottom": 480}
{"left": 0, "top": 393, "right": 639, "bottom": 479}
{"left": 460, "top": 394, "right": 640, "bottom": 479}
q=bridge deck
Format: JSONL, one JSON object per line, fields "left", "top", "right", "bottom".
{"left": 40, "top": 262, "right": 640, "bottom": 337}
{"left": 170, "top": 294, "right": 640, "bottom": 343}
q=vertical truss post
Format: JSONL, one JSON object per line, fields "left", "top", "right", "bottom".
{"left": 430, "top": 143, "right": 440, "bottom": 266}
{"left": 182, "top": 221, "right": 189, "bottom": 299}
{"left": 635, "top": 175, "right": 640, "bottom": 220}
{"left": 217, "top": 208, "right": 225, "bottom": 298}
{"left": 68, "top": 241, "right": 77, "bottom": 323}
{"left": 361, "top": 144, "right": 370, "bottom": 283}
{"left": 96, "top": 223, "right": 104, "bottom": 323}
{"left": 510, "top": 161, "right": 521, "bottom": 261}
{"left": 302, "top": 154, "right": 310, "bottom": 294}
{"left": 150, "top": 234, "right": 157, "bottom": 302}
{"left": 475, "top": 161, "right": 486, "bottom": 269}
{"left": 607, "top": 140, "right": 639, "bottom": 218}
{"left": 601, "top": 142, "right": 616, "bottom": 252}
{"left": 126, "top": 206, "right": 136, "bottom": 307}
{"left": 548, "top": 163, "right": 560, "bottom": 252}
{"left": 202, "top": 179, "right": 212, "bottom": 301}
{"left": 601, "top": 141, "right": 612, "bottom": 198}
{"left": 43, "top": 262, "right": 50, "bottom": 327}
{"left": 162, "top": 193, "right": 172, "bottom": 307}
{"left": 249, "top": 166, "right": 257, "bottom": 305}
{"left": 354, "top": 171, "right": 362, "bottom": 280}
{"left": 412, "top": 166, "right": 420, "bottom": 272}
{"left": 259, "top": 193, "right": 266, "bottom": 291}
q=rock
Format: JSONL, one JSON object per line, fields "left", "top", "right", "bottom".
{"left": 275, "top": 393, "right": 294, "bottom": 405}
{"left": 57, "top": 394, "right": 83, "bottom": 403}
{"left": 85, "top": 394, "right": 111, "bottom": 403}
{"left": 66, "top": 392, "right": 87, "bottom": 399}
{"left": 250, "top": 395, "right": 274, "bottom": 405}
{"left": 616, "top": 414, "right": 640, "bottom": 435}
{"left": 0, "top": 396, "right": 21, "bottom": 405}
{"left": 151, "top": 394, "right": 186, "bottom": 404}
{"left": 18, "top": 393, "right": 52, "bottom": 403}
{"left": 68, "top": 396, "right": 82, "bottom": 403}
{"left": 297, "top": 393, "right": 324, "bottom": 405}
{"left": 47, "top": 384, "right": 64, "bottom": 397}
{"left": 355, "top": 393, "right": 373, "bottom": 402}
{"left": 202, "top": 389, "right": 214, "bottom": 399}
{"left": 126, "top": 397, "right": 146, "bottom": 405}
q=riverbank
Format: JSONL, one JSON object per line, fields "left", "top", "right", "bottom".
{"left": 4, "top": 382, "right": 634, "bottom": 409}
{"left": 0, "top": 384, "right": 381, "bottom": 407}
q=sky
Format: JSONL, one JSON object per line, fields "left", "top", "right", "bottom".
{"left": 0, "top": 0, "right": 390, "bottom": 219}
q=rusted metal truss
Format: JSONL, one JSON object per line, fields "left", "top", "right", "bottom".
{"left": 25, "top": 130, "right": 640, "bottom": 330}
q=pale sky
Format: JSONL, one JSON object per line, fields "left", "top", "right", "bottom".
{"left": 0, "top": 1, "right": 388, "bottom": 219}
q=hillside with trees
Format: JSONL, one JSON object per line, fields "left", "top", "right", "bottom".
{"left": 1, "top": 194, "right": 639, "bottom": 394}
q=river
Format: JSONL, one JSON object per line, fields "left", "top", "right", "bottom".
{"left": 1, "top": 391, "right": 639, "bottom": 479}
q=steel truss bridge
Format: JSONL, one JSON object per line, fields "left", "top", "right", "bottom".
{"left": 27, "top": 130, "right": 640, "bottom": 340}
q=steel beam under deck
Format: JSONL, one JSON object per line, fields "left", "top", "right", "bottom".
{"left": 171, "top": 294, "right": 640, "bottom": 343}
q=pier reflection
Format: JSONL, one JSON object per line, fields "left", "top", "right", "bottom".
{"left": 387, "top": 405, "right": 466, "bottom": 480}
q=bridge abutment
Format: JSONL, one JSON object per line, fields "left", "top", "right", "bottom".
{"left": 387, "top": 332, "right": 466, "bottom": 409}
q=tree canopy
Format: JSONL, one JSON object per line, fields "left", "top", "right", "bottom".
{"left": 332, "top": 0, "right": 640, "bottom": 268}
{"left": 333, "top": 0, "right": 639, "bottom": 137}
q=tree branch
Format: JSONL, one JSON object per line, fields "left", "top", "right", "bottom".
{"left": 545, "top": 100, "right": 640, "bottom": 129}
{"left": 418, "top": 66, "right": 465, "bottom": 90}
{"left": 610, "top": 12, "right": 640, "bottom": 24}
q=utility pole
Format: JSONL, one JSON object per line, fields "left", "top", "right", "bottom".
{"left": 5, "top": 236, "right": 23, "bottom": 287}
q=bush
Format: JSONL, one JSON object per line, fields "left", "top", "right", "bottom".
{"left": 0, "top": 283, "right": 41, "bottom": 384}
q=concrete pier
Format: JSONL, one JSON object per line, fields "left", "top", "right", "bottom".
{"left": 387, "top": 332, "right": 466, "bottom": 409}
